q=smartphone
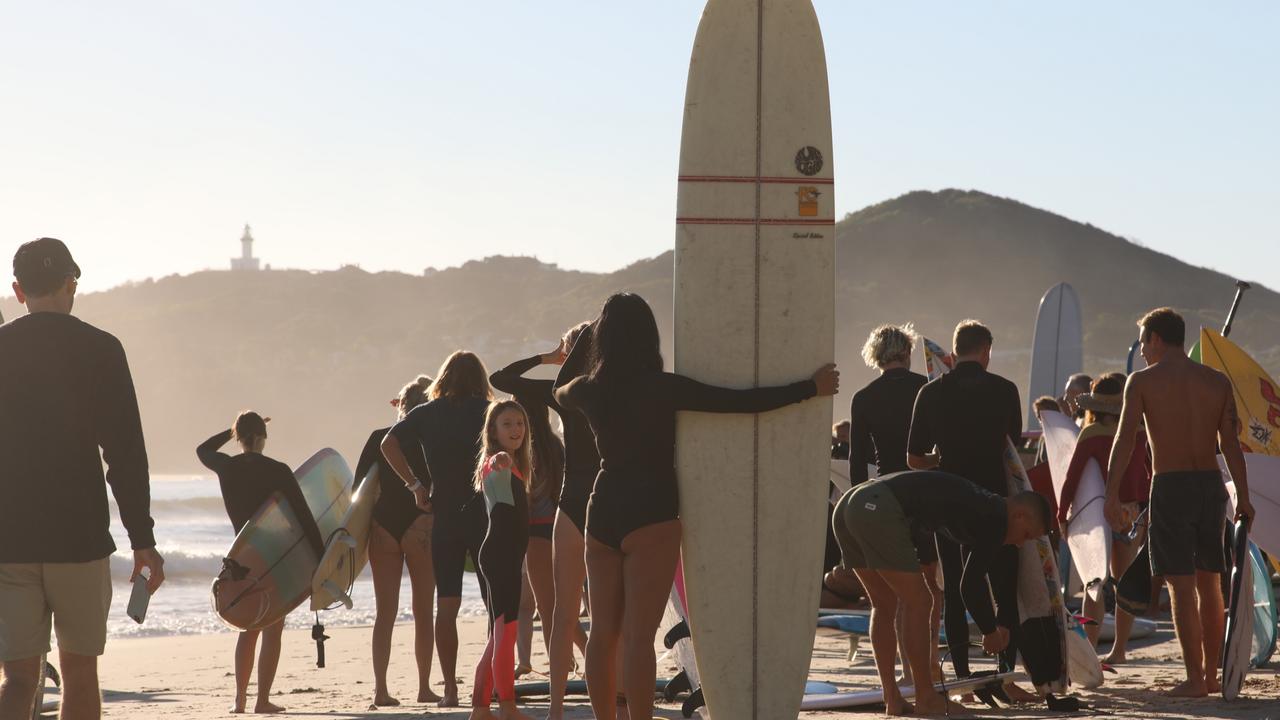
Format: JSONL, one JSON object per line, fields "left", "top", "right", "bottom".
{"left": 127, "top": 573, "right": 150, "bottom": 624}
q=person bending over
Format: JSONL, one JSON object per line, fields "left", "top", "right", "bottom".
{"left": 833, "top": 471, "right": 1051, "bottom": 716}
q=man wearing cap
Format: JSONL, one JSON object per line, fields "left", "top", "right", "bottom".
{"left": 0, "top": 239, "right": 165, "bottom": 719}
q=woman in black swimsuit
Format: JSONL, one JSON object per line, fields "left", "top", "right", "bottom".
{"left": 198, "top": 411, "right": 324, "bottom": 715}
{"left": 489, "top": 322, "right": 593, "bottom": 719}
{"left": 554, "top": 294, "right": 839, "bottom": 720}
{"left": 355, "top": 375, "right": 438, "bottom": 706}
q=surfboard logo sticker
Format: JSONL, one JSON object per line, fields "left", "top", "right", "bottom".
{"left": 797, "top": 186, "right": 820, "bottom": 216}
{"left": 794, "top": 146, "right": 823, "bottom": 176}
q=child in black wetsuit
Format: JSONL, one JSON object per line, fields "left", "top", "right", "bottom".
{"left": 197, "top": 411, "right": 324, "bottom": 715}
{"left": 469, "top": 400, "right": 535, "bottom": 720}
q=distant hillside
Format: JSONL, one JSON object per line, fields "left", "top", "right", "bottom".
{"left": 3, "top": 189, "right": 1276, "bottom": 472}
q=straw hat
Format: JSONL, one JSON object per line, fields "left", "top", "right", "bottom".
{"left": 1076, "top": 391, "right": 1122, "bottom": 415}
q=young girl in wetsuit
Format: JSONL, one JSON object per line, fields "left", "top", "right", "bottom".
{"left": 197, "top": 411, "right": 324, "bottom": 715}
{"left": 554, "top": 293, "right": 840, "bottom": 720}
{"left": 354, "top": 375, "right": 439, "bottom": 706}
{"left": 469, "top": 400, "right": 535, "bottom": 720}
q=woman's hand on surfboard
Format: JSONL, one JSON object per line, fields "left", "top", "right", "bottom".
{"left": 493, "top": 452, "right": 513, "bottom": 470}
{"left": 812, "top": 364, "right": 840, "bottom": 396}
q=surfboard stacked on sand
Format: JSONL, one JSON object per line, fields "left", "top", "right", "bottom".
{"left": 673, "top": 1, "right": 835, "bottom": 718}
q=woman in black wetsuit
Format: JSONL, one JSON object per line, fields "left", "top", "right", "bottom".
{"left": 380, "top": 351, "right": 492, "bottom": 707}
{"left": 197, "top": 411, "right": 324, "bottom": 715}
{"left": 354, "top": 375, "right": 438, "bottom": 706}
{"left": 554, "top": 293, "right": 839, "bottom": 720}
{"left": 488, "top": 324, "right": 592, "bottom": 691}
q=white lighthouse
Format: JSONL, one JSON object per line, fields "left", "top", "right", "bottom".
{"left": 230, "top": 224, "right": 261, "bottom": 271}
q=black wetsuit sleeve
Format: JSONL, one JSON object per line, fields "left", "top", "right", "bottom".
{"left": 848, "top": 393, "right": 872, "bottom": 484}
{"left": 95, "top": 336, "right": 155, "bottom": 550}
{"left": 906, "top": 386, "right": 936, "bottom": 457}
{"left": 270, "top": 464, "right": 326, "bottom": 556}
{"left": 197, "top": 429, "right": 235, "bottom": 475}
{"left": 961, "top": 547, "right": 999, "bottom": 635}
{"left": 1006, "top": 381, "right": 1023, "bottom": 445}
{"left": 353, "top": 430, "right": 383, "bottom": 490}
{"left": 665, "top": 374, "right": 816, "bottom": 414}
{"left": 491, "top": 355, "right": 553, "bottom": 404}
{"left": 388, "top": 408, "right": 433, "bottom": 490}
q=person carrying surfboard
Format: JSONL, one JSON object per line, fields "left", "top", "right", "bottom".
{"left": 832, "top": 470, "right": 1053, "bottom": 716}
{"left": 1104, "top": 307, "right": 1253, "bottom": 698}
{"left": 198, "top": 412, "right": 324, "bottom": 714}
{"left": 353, "top": 375, "right": 440, "bottom": 707}
{"left": 489, "top": 323, "right": 595, "bottom": 720}
{"left": 381, "top": 350, "right": 493, "bottom": 707}
{"left": 469, "top": 400, "right": 535, "bottom": 720}
{"left": 553, "top": 293, "right": 839, "bottom": 720}
{"left": 906, "top": 320, "right": 1031, "bottom": 698}
{"left": 0, "top": 238, "right": 165, "bottom": 720}
{"left": 1058, "top": 374, "right": 1152, "bottom": 661}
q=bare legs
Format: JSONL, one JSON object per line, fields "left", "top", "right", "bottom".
{"left": 0, "top": 656, "right": 41, "bottom": 720}
{"left": 368, "top": 517, "right": 439, "bottom": 705}
{"left": 546, "top": 512, "right": 590, "bottom": 720}
{"left": 585, "top": 520, "right": 681, "bottom": 720}
{"left": 233, "top": 619, "right": 286, "bottom": 713}
{"left": 369, "top": 522, "right": 405, "bottom": 706}
{"left": 403, "top": 516, "right": 441, "bottom": 702}
{"left": 1164, "top": 570, "right": 1224, "bottom": 697}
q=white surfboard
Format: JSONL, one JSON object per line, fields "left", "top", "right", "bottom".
{"left": 1223, "top": 520, "right": 1254, "bottom": 700}
{"left": 1026, "top": 283, "right": 1083, "bottom": 432}
{"left": 1040, "top": 410, "right": 1110, "bottom": 603}
{"left": 673, "top": 2, "right": 835, "bottom": 718}
{"left": 310, "top": 466, "right": 380, "bottom": 610}
{"left": 1222, "top": 453, "right": 1280, "bottom": 559}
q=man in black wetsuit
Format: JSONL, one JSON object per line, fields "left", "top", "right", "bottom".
{"left": 0, "top": 239, "right": 165, "bottom": 720}
{"left": 907, "top": 320, "right": 1025, "bottom": 690}
{"left": 833, "top": 471, "right": 1051, "bottom": 716}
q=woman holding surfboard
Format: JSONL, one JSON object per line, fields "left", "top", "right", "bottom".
{"left": 554, "top": 293, "right": 839, "bottom": 720}
{"left": 197, "top": 411, "right": 324, "bottom": 714}
{"left": 354, "top": 375, "right": 440, "bottom": 706}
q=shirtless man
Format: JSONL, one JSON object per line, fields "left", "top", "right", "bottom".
{"left": 1104, "top": 307, "right": 1253, "bottom": 698}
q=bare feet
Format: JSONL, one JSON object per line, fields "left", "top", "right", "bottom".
{"left": 514, "top": 663, "right": 533, "bottom": 680}
{"left": 1165, "top": 678, "right": 1208, "bottom": 698}
{"left": 914, "top": 691, "right": 968, "bottom": 717}
{"left": 372, "top": 691, "right": 401, "bottom": 707}
{"left": 469, "top": 708, "right": 500, "bottom": 720}
{"left": 1100, "top": 649, "right": 1127, "bottom": 665}
{"left": 418, "top": 687, "right": 443, "bottom": 703}
{"left": 253, "top": 700, "right": 286, "bottom": 714}
{"left": 231, "top": 693, "right": 247, "bottom": 713}
{"left": 497, "top": 700, "right": 535, "bottom": 720}
{"left": 440, "top": 685, "right": 460, "bottom": 708}
{"left": 1206, "top": 676, "right": 1221, "bottom": 694}
{"left": 883, "top": 696, "right": 914, "bottom": 716}
{"left": 1001, "top": 682, "right": 1041, "bottom": 703}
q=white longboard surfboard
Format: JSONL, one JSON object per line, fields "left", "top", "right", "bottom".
{"left": 673, "top": 1, "right": 835, "bottom": 718}
{"left": 1027, "top": 283, "right": 1083, "bottom": 432}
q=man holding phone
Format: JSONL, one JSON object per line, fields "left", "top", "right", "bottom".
{"left": 0, "top": 239, "right": 165, "bottom": 720}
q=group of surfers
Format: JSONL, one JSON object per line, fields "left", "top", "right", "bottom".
{"left": 0, "top": 237, "right": 1255, "bottom": 720}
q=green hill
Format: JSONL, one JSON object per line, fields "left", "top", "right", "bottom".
{"left": 2, "top": 189, "right": 1275, "bottom": 472}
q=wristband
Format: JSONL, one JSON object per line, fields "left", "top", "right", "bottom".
{"left": 407, "top": 480, "right": 423, "bottom": 493}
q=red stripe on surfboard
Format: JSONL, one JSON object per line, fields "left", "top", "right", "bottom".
{"left": 676, "top": 217, "right": 833, "bottom": 226}
{"left": 678, "top": 175, "right": 833, "bottom": 185}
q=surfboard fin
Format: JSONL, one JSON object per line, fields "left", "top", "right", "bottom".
{"left": 681, "top": 687, "right": 704, "bottom": 718}
{"left": 321, "top": 580, "right": 354, "bottom": 610}
{"left": 663, "top": 620, "right": 690, "bottom": 649}
{"left": 663, "top": 670, "right": 691, "bottom": 702}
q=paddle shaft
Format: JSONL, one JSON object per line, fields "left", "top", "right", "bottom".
{"left": 1221, "top": 281, "right": 1251, "bottom": 338}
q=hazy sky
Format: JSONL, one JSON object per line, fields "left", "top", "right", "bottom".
{"left": 1, "top": 2, "right": 1276, "bottom": 293}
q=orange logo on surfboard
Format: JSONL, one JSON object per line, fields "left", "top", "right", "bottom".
{"left": 797, "top": 186, "right": 820, "bottom": 217}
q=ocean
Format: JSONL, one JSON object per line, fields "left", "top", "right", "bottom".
{"left": 105, "top": 475, "right": 486, "bottom": 639}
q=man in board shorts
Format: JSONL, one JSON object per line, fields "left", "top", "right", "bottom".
{"left": 1105, "top": 307, "right": 1252, "bottom": 698}
{"left": 832, "top": 470, "right": 1051, "bottom": 717}
{"left": 0, "top": 239, "right": 165, "bottom": 719}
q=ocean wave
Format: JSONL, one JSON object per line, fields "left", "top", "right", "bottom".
{"left": 111, "top": 495, "right": 226, "bottom": 517}
{"left": 111, "top": 549, "right": 224, "bottom": 582}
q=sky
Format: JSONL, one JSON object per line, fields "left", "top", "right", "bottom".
{"left": 0, "top": 2, "right": 1276, "bottom": 293}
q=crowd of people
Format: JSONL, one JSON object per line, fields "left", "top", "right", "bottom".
{"left": 0, "top": 237, "right": 1255, "bottom": 720}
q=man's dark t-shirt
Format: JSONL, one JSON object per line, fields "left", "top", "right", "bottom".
{"left": 850, "top": 368, "right": 929, "bottom": 484}
{"left": 388, "top": 396, "right": 489, "bottom": 514}
{"left": 907, "top": 361, "right": 1022, "bottom": 495}
{"left": 0, "top": 312, "right": 155, "bottom": 563}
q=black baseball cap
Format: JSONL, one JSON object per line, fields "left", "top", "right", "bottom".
{"left": 13, "top": 238, "right": 81, "bottom": 287}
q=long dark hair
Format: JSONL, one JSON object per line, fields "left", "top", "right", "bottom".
{"left": 588, "top": 293, "right": 663, "bottom": 386}
{"left": 430, "top": 351, "right": 493, "bottom": 401}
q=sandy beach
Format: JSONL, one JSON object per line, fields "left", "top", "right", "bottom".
{"left": 73, "top": 613, "right": 1277, "bottom": 720}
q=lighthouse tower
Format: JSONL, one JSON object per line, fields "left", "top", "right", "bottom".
{"left": 230, "top": 224, "right": 260, "bottom": 271}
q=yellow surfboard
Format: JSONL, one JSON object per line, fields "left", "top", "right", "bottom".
{"left": 1199, "top": 328, "right": 1280, "bottom": 456}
